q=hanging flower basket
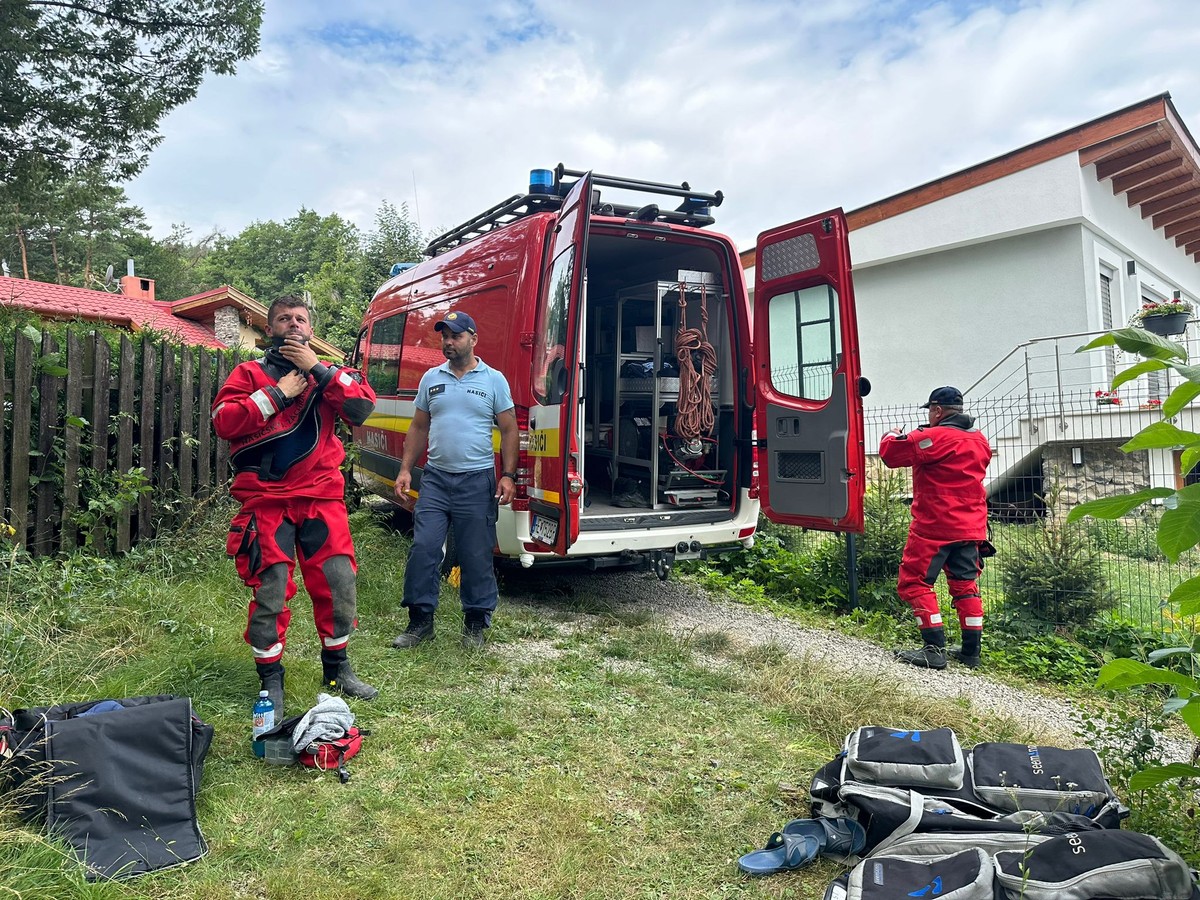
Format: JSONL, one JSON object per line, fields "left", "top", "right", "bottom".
{"left": 1140, "top": 312, "right": 1189, "bottom": 337}
{"left": 1133, "top": 299, "right": 1192, "bottom": 337}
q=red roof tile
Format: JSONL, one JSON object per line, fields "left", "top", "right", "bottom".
{"left": 0, "top": 275, "right": 225, "bottom": 347}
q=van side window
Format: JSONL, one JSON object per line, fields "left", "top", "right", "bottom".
{"left": 534, "top": 246, "right": 573, "bottom": 404}
{"left": 365, "top": 314, "right": 406, "bottom": 396}
{"left": 766, "top": 284, "right": 841, "bottom": 401}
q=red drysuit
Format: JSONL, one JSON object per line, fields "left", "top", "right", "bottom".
{"left": 213, "top": 355, "right": 376, "bottom": 663}
{"left": 880, "top": 414, "right": 992, "bottom": 635}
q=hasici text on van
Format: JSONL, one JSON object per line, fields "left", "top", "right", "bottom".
{"left": 350, "top": 165, "right": 867, "bottom": 578}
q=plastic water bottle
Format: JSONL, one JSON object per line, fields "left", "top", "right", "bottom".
{"left": 252, "top": 690, "right": 274, "bottom": 739}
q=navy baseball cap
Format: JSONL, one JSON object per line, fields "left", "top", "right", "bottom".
{"left": 921, "top": 386, "right": 963, "bottom": 408}
{"left": 434, "top": 311, "right": 476, "bottom": 334}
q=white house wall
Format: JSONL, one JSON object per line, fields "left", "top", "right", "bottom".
{"left": 850, "top": 225, "right": 1087, "bottom": 410}
{"left": 850, "top": 155, "right": 1086, "bottom": 269}
{"left": 842, "top": 153, "right": 1199, "bottom": 410}
{"left": 1079, "top": 169, "right": 1200, "bottom": 313}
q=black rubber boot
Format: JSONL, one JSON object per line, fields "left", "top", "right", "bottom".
{"left": 895, "top": 625, "right": 946, "bottom": 669}
{"left": 948, "top": 646, "right": 981, "bottom": 668}
{"left": 949, "top": 628, "right": 981, "bottom": 668}
{"left": 329, "top": 660, "right": 378, "bottom": 700}
{"left": 461, "top": 611, "right": 487, "bottom": 650}
{"left": 257, "top": 662, "right": 285, "bottom": 720}
{"left": 895, "top": 645, "right": 947, "bottom": 669}
{"left": 392, "top": 609, "right": 435, "bottom": 649}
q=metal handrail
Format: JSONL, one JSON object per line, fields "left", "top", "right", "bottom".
{"left": 965, "top": 319, "right": 1199, "bottom": 399}
{"left": 964, "top": 328, "right": 1112, "bottom": 397}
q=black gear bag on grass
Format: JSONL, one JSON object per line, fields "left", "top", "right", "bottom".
{"left": 809, "top": 726, "right": 1125, "bottom": 856}
{"left": 0, "top": 695, "right": 213, "bottom": 880}
{"left": 823, "top": 829, "right": 1200, "bottom": 899}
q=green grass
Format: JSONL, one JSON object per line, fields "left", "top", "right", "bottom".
{"left": 0, "top": 506, "right": 1190, "bottom": 898}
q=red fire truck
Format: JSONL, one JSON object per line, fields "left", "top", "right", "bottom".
{"left": 350, "top": 165, "right": 867, "bottom": 577}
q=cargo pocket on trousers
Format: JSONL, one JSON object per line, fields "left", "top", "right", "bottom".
{"left": 226, "top": 512, "right": 260, "bottom": 580}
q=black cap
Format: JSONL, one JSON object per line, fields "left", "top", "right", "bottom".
{"left": 434, "top": 311, "right": 476, "bottom": 334}
{"left": 920, "top": 386, "right": 963, "bottom": 408}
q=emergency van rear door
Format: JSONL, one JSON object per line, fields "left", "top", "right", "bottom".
{"left": 753, "top": 209, "right": 865, "bottom": 532}
{"left": 526, "top": 172, "right": 591, "bottom": 554}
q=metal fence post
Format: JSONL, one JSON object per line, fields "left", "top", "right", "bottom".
{"left": 846, "top": 531, "right": 860, "bottom": 610}
{"left": 1054, "top": 342, "right": 1067, "bottom": 432}
{"left": 1024, "top": 348, "right": 1036, "bottom": 435}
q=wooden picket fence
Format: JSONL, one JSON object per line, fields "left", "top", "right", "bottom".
{"left": 1, "top": 327, "right": 245, "bottom": 556}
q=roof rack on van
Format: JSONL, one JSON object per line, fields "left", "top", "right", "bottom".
{"left": 423, "top": 163, "right": 724, "bottom": 257}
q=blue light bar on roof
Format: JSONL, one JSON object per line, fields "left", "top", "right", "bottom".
{"left": 528, "top": 168, "right": 554, "bottom": 195}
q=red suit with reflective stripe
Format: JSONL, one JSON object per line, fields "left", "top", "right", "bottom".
{"left": 880, "top": 415, "right": 991, "bottom": 636}
{"left": 213, "top": 355, "right": 376, "bottom": 663}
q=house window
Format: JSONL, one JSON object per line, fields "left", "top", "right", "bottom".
{"left": 1143, "top": 293, "right": 1165, "bottom": 402}
{"left": 1099, "top": 268, "right": 1116, "bottom": 383}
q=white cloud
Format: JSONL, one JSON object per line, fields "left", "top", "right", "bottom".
{"left": 126, "top": 0, "right": 1200, "bottom": 255}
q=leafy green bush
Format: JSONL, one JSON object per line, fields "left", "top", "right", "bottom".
{"left": 686, "top": 467, "right": 911, "bottom": 611}
{"left": 984, "top": 617, "right": 1099, "bottom": 684}
{"left": 1074, "top": 614, "right": 1175, "bottom": 667}
{"left": 858, "top": 466, "right": 911, "bottom": 580}
{"left": 998, "top": 482, "right": 1116, "bottom": 627}
{"left": 1073, "top": 325, "right": 1200, "bottom": 795}
{"left": 802, "top": 467, "right": 910, "bottom": 611}
{"left": 1085, "top": 513, "right": 1163, "bottom": 561}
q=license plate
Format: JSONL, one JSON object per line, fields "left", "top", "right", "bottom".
{"left": 530, "top": 514, "right": 559, "bottom": 546}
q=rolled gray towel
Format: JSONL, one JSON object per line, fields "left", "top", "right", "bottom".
{"left": 291, "top": 692, "right": 355, "bottom": 752}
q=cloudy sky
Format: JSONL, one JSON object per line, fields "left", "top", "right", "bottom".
{"left": 126, "top": 0, "right": 1200, "bottom": 253}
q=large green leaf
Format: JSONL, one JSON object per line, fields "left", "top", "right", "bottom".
{"left": 1181, "top": 699, "right": 1200, "bottom": 737}
{"left": 1159, "top": 483, "right": 1200, "bottom": 562}
{"left": 1170, "top": 575, "right": 1200, "bottom": 616}
{"left": 1128, "top": 763, "right": 1200, "bottom": 791}
{"left": 1167, "top": 360, "right": 1200, "bottom": 384}
{"left": 1095, "top": 657, "right": 1200, "bottom": 692}
{"left": 1120, "top": 421, "right": 1200, "bottom": 452}
{"left": 1180, "top": 445, "right": 1200, "bottom": 483}
{"left": 1164, "top": 381, "right": 1200, "bottom": 418}
{"left": 1147, "top": 646, "right": 1196, "bottom": 663}
{"left": 1076, "top": 328, "right": 1187, "bottom": 361}
{"left": 1110, "top": 358, "right": 1169, "bottom": 389}
{"left": 1066, "top": 488, "right": 1175, "bottom": 523}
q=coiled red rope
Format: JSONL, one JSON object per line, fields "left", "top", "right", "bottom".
{"left": 674, "top": 283, "right": 717, "bottom": 440}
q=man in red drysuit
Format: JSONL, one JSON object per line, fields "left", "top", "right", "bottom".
{"left": 880, "top": 386, "right": 993, "bottom": 670}
{"left": 212, "top": 296, "right": 378, "bottom": 715}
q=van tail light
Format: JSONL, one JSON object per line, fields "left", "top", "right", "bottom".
{"left": 748, "top": 428, "right": 761, "bottom": 500}
{"left": 513, "top": 405, "right": 532, "bottom": 510}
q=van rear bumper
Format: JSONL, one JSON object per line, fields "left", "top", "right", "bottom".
{"left": 495, "top": 491, "right": 760, "bottom": 566}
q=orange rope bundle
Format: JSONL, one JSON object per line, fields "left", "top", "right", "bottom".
{"left": 674, "top": 283, "right": 717, "bottom": 440}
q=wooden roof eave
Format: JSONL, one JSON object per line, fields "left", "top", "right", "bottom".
{"left": 1082, "top": 95, "right": 1200, "bottom": 264}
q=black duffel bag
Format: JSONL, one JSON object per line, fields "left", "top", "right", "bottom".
{"left": 1, "top": 694, "right": 213, "bottom": 880}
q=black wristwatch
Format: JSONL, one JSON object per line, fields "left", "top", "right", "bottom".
{"left": 501, "top": 471, "right": 516, "bottom": 481}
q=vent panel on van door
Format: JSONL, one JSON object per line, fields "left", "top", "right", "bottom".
{"left": 775, "top": 451, "right": 824, "bottom": 482}
{"left": 760, "top": 233, "right": 820, "bottom": 281}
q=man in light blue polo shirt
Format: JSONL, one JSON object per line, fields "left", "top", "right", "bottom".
{"left": 392, "top": 310, "right": 518, "bottom": 649}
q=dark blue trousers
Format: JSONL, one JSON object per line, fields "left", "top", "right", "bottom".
{"left": 402, "top": 466, "right": 498, "bottom": 624}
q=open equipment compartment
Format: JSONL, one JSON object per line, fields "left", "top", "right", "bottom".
{"left": 580, "top": 234, "right": 735, "bottom": 523}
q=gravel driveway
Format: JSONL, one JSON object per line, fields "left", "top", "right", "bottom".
{"left": 502, "top": 567, "right": 1194, "bottom": 762}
